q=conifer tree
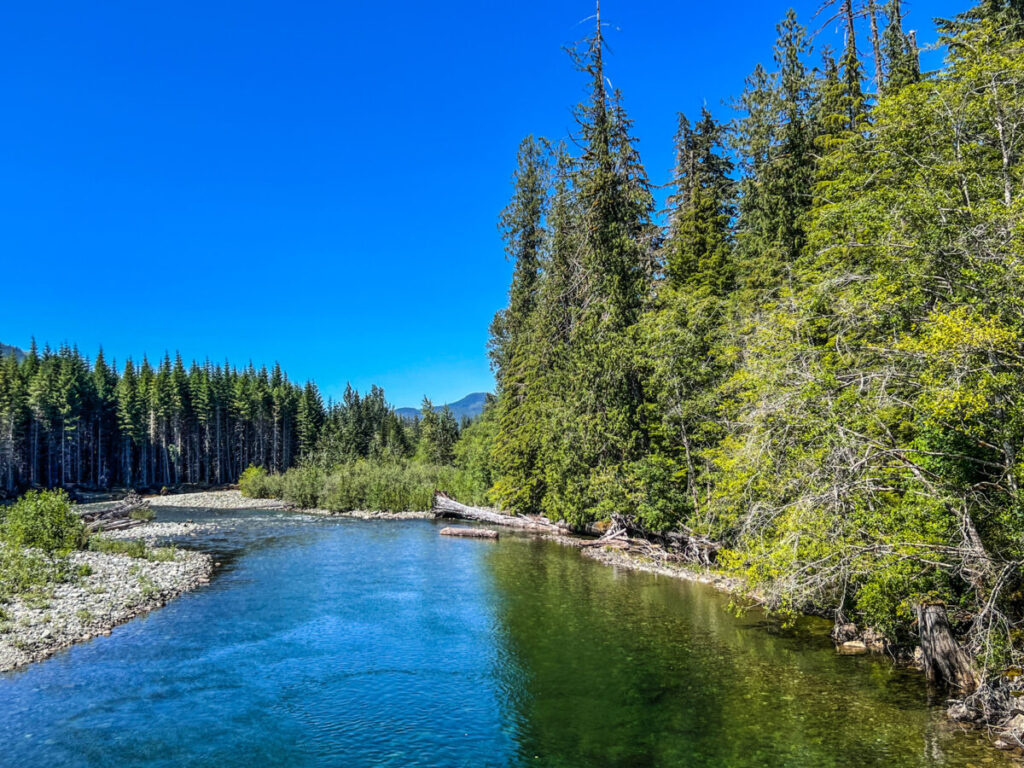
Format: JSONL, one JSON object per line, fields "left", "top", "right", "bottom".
{"left": 733, "top": 11, "right": 815, "bottom": 294}
{"left": 882, "top": 0, "right": 918, "bottom": 91}
{"left": 665, "top": 109, "right": 734, "bottom": 293}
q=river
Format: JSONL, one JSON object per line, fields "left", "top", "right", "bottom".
{"left": 0, "top": 507, "right": 1013, "bottom": 767}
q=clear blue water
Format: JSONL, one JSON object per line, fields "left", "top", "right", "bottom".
{"left": 0, "top": 509, "right": 1012, "bottom": 767}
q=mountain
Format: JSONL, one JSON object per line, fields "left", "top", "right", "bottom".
{"left": 0, "top": 343, "right": 25, "bottom": 362}
{"left": 396, "top": 392, "right": 489, "bottom": 422}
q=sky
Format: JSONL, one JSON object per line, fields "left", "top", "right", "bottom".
{"left": 0, "top": 0, "right": 965, "bottom": 408}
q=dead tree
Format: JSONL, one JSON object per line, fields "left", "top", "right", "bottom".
{"left": 917, "top": 602, "right": 977, "bottom": 692}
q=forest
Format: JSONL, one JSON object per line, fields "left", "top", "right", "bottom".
{"left": 473, "top": 0, "right": 1024, "bottom": 685}
{"left": 0, "top": 343, "right": 462, "bottom": 495}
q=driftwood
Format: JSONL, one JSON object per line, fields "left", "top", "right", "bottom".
{"left": 578, "top": 513, "right": 720, "bottom": 567}
{"left": 433, "top": 494, "right": 720, "bottom": 567}
{"left": 917, "top": 602, "right": 977, "bottom": 692}
{"left": 432, "top": 493, "right": 568, "bottom": 534}
{"left": 439, "top": 526, "right": 499, "bottom": 540}
{"left": 78, "top": 492, "right": 152, "bottom": 533}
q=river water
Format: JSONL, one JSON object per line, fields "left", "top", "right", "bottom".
{"left": 0, "top": 508, "right": 1013, "bottom": 767}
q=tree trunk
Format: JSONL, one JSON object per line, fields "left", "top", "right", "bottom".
{"left": 917, "top": 603, "right": 976, "bottom": 692}
{"left": 868, "top": 0, "right": 883, "bottom": 93}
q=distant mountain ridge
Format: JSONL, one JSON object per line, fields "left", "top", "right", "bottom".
{"left": 396, "top": 392, "right": 489, "bottom": 422}
{"left": 0, "top": 343, "right": 25, "bottom": 362}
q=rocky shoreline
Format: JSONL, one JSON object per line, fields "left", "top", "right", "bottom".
{"left": 0, "top": 544, "right": 212, "bottom": 674}
{"left": 146, "top": 489, "right": 283, "bottom": 510}
{"left": 0, "top": 490, "right": 440, "bottom": 676}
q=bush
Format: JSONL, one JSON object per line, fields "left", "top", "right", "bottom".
{"left": 237, "top": 459, "right": 488, "bottom": 514}
{"left": 281, "top": 466, "right": 323, "bottom": 508}
{"left": 239, "top": 465, "right": 284, "bottom": 499}
{"left": 1, "top": 490, "right": 85, "bottom": 558}
{"left": 255, "top": 459, "right": 486, "bottom": 513}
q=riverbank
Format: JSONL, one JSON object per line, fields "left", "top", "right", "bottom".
{"left": 0, "top": 542, "right": 212, "bottom": 673}
{"left": 33, "top": 488, "right": 1024, "bottom": 757}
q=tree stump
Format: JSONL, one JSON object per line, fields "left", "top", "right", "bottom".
{"left": 917, "top": 602, "right": 976, "bottom": 692}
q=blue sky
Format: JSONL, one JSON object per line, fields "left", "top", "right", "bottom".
{"left": 0, "top": 0, "right": 964, "bottom": 407}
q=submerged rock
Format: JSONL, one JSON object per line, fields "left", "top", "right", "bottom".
{"left": 837, "top": 640, "right": 869, "bottom": 654}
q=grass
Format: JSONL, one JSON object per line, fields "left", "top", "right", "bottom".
{"left": 88, "top": 537, "right": 176, "bottom": 562}
{"left": 239, "top": 460, "right": 490, "bottom": 513}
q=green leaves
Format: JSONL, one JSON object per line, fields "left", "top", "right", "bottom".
{"left": 2, "top": 489, "right": 85, "bottom": 559}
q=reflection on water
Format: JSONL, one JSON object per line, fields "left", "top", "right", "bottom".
{"left": 0, "top": 510, "right": 1011, "bottom": 767}
{"left": 485, "top": 537, "right": 1005, "bottom": 767}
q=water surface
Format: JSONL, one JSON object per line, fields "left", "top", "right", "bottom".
{"left": 0, "top": 509, "right": 1011, "bottom": 767}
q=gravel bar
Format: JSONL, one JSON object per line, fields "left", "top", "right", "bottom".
{"left": 0, "top": 548, "right": 212, "bottom": 673}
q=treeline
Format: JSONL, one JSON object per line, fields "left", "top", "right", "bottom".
{"left": 476, "top": 0, "right": 1024, "bottom": 675}
{"left": 0, "top": 343, "right": 464, "bottom": 496}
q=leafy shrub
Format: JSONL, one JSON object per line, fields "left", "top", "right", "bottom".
{"left": 281, "top": 466, "right": 323, "bottom": 508}
{"left": 1, "top": 490, "right": 85, "bottom": 558}
{"left": 237, "top": 459, "right": 490, "bottom": 514}
{"left": 239, "top": 465, "right": 284, "bottom": 499}
{"left": 255, "top": 459, "right": 488, "bottom": 513}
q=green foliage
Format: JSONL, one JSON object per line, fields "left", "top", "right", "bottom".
{"left": 129, "top": 507, "right": 155, "bottom": 522}
{"left": 453, "top": 401, "right": 498, "bottom": 505}
{"left": 87, "top": 537, "right": 176, "bottom": 562}
{"left": 88, "top": 537, "right": 147, "bottom": 558}
{"left": 0, "top": 547, "right": 68, "bottom": 603}
{"left": 0, "top": 343, "right": 331, "bottom": 494}
{"left": 281, "top": 466, "right": 324, "bottom": 508}
{"left": 240, "top": 459, "right": 489, "bottom": 513}
{"left": 239, "top": 465, "right": 283, "bottom": 499}
{"left": 2, "top": 489, "right": 85, "bottom": 557}
{"left": 479, "top": 4, "right": 1024, "bottom": 675}
{"left": 0, "top": 489, "right": 87, "bottom": 602}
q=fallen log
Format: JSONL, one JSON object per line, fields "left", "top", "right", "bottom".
{"left": 432, "top": 492, "right": 568, "bottom": 534}
{"left": 78, "top": 491, "right": 152, "bottom": 533}
{"left": 440, "top": 527, "right": 499, "bottom": 540}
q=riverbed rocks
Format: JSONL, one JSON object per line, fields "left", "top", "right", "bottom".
{"left": 145, "top": 489, "right": 283, "bottom": 510}
{"left": 946, "top": 675, "right": 1024, "bottom": 753}
{"left": 831, "top": 622, "right": 890, "bottom": 654}
{"left": 579, "top": 542, "right": 742, "bottom": 591}
{"left": 0, "top": 547, "right": 212, "bottom": 673}
{"left": 98, "top": 520, "right": 218, "bottom": 545}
